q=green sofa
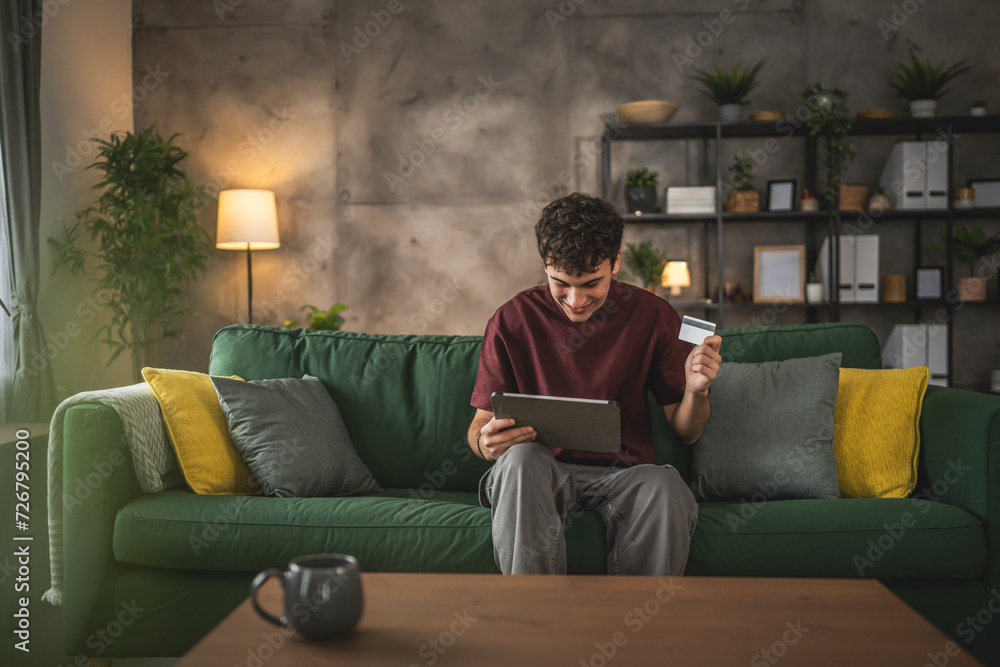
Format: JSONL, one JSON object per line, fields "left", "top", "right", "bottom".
{"left": 58, "top": 322, "right": 1000, "bottom": 662}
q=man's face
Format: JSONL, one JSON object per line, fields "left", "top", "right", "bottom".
{"left": 544, "top": 251, "right": 621, "bottom": 323}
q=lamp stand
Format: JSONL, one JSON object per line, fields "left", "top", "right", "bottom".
{"left": 246, "top": 245, "right": 253, "bottom": 324}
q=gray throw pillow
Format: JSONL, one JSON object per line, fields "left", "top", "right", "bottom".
{"left": 689, "top": 353, "right": 842, "bottom": 502}
{"left": 211, "top": 375, "right": 381, "bottom": 498}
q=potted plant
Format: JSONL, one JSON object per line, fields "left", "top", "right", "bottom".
{"left": 971, "top": 100, "right": 988, "bottom": 116}
{"left": 725, "top": 152, "right": 759, "bottom": 212}
{"left": 283, "top": 304, "right": 350, "bottom": 331}
{"left": 624, "top": 167, "right": 659, "bottom": 213}
{"left": 621, "top": 241, "right": 667, "bottom": 292}
{"left": 868, "top": 187, "right": 892, "bottom": 211}
{"left": 805, "top": 271, "right": 824, "bottom": 304}
{"left": 933, "top": 221, "right": 1000, "bottom": 302}
{"left": 48, "top": 124, "right": 213, "bottom": 382}
{"left": 800, "top": 188, "right": 819, "bottom": 211}
{"left": 690, "top": 58, "right": 766, "bottom": 122}
{"left": 889, "top": 47, "right": 971, "bottom": 118}
{"left": 799, "top": 83, "right": 855, "bottom": 212}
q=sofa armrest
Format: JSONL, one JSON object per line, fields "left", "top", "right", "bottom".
{"left": 919, "top": 386, "right": 1000, "bottom": 523}
{"left": 62, "top": 403, "right": 144, "bottom": 655}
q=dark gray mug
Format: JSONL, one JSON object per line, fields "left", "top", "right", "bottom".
{"left": 250, "top": 553, "right": 363, "bottom": 640}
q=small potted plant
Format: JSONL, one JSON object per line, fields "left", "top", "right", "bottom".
{"left": 806, "top": 271, "right": 824, "bottom": 304}
{"left": 868, "top": 187, "right": 892, "bottom": 211}
{"left": 933, "top": 221, "right": 1000, "bottom": 302}
{"left": 690, "top": 58, "right": 766, "bottom": 122}
{"left": 971, "top": 100, "right": 988, "bottom": 116}
{"left": 624, "top": 167, "right": 659, "bottom": 213}
{"left": 283, "top": 304, "right": 350, "bottom": 331}
{"left": 889, "top": 47, "right": 971, "bottom": 118}
{"left": 799, "top": 83, "right": 855, "bottom": 212}
{"left": 622, "top": 241, "right": 667, "bottom": 292}
{"left": 725, "top": 152, "right": 759, "bottom": 212}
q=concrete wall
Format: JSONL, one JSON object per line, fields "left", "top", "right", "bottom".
{"left": 38, "top": 0, "right": 134, "bottom": 400}
{"left": 129, "top": 0, "right": 1000, "bottom": 387}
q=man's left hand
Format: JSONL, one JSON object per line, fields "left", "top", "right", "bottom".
{"left": 685, "top": 335, "right": 721, "bottom": 397}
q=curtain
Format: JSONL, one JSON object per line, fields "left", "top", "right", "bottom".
{"left": 1, "top": 0, "right": 57, "bottom": 422}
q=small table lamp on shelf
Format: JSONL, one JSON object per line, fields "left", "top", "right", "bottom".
{"left": 216, "top": 189, "right": 280, "bottom": 324}
{"left": 661, "top": 260, "right": 691, "bottom": 296}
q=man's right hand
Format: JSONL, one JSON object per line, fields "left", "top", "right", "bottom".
{"left": 470, "top": 410, "right": 537, "bottom": 461}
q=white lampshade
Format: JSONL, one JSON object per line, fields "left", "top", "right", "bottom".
{"left": 216, "top": 189, "right": 280, "bottom": 250}
{"left": 661, "top": 260, "right": 691, "bottom": 296}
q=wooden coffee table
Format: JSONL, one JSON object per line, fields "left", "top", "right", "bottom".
{"left": 178, "top": 573, "right": 981, "bottom": 666}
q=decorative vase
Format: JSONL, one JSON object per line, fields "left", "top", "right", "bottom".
{"left": 800, "top": 198, "right": 819, "bottom": 211}
{"left": 868, "top": 194, "right": 892, "bottom": 211}
{"left": 806, "top": 283, "right": 824, "bottom": 304}
{"left": 971, "top": 106, "right": 987, "bottom": 117}
{"left": 958, "top": 277, "right": 987, "bottom": 302}
{"left": 625, "top": 186, "right": 657, "bottom": 213}
{"left": 839, "top": 184, "right": 869, "bottom": 211}
{"left": 719, "top": 104, "right": 743, "bottom": 122}
{"left": 910, "top": 99, "right": 937, "bottom": 118}
{"left": 883, "top": 274, "right": 906, "bottom": 302}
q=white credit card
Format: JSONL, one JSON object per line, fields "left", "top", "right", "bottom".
{"left": 678, "top": 315, "right": 716, "bottom": 345}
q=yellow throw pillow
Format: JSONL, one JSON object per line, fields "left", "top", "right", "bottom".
{"left": 833, "top": 366, "right": 929, "bottom": 498}
{"left": 142, "top": 367, "right": 256, "bottom": 495}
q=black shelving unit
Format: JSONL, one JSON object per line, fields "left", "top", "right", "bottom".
{"left": 601, "top": 115, "right": 1000, "bottom": 388}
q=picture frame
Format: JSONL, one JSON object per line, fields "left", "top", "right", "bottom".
{"left": 967, "top": 178, "right": 1000, "bottom": 208}
{"left": 753, "top": 245, "right": 806, "bottom": 303}
{"left": 915, "top": 266, "right": 944, "bottom": 300}
{"left": 766, "top": 179, "right": 797, "bottom": 212}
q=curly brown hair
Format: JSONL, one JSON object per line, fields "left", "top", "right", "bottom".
{"left": 535, "top": 192, "right": 624, "bottom": 275}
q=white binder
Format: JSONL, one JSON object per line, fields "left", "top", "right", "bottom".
{"left": 853, "top": 235, "right": 880, "bottom": 303}
{"left": 878, "top": 141, "right": 949, "bottom": 210}
{"left": 816, "top": 235, "right": 878, "bottom": 303}
{"left": 882, "top": 324, "right": 948, "bottom": 386}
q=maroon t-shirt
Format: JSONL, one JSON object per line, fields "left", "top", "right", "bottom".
{"left": 470, "top": 279, "right": 689, "bottom": 466}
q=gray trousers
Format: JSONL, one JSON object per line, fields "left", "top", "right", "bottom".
{"left": 478, "top": 442, "right": 699, "bottom": 576}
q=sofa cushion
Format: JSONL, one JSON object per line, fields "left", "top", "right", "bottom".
{"left": 112, "top": 489, "right": 607, "bottom": 575}
{"left": 688, "top": 498, "right": 986, "bottom": 579}
{"left": 834, "top": 366, "right": 929, "bottom": 498}
{"left": 113, "top": 492, "right": 984, "bottom": 580}
{"left": 208, "top": 327, "right": 494, "bottom": 492}
{"left": 212, "top": 375, "right": 381, "bottom": 498}
{"left": 142, "top": 368, "right": 255, "bottom": 495}
{"left": 690, "top": 353, "right": 842, "bottom": 502}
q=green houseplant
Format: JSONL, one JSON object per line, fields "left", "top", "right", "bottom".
{"left": 624, "top": 167, "right": 659, "bottom": 214}
{"left": 621, "top": 241, "right": 667, "bottom": 291}
{"left": 889, "top": 47, "right": 971, "bottom": 117}
{"left": 690, "top": 58, "right": 766, "bottom": 122}
{"left": 971, "top": 99, "right": 988, "bottom": 116}
{"left": 725, "top": 152, "right": 759, "bottom": 212}
{"left": 933, "top": 221, "right": 1000, "bottom": 301}
{"left": 48, "top": 124, "right": 213, "bottom": 382}
{"left": 283, "top": 304, "right": 350, "bottom": 331}
{"left": 799, "top": 83, "right": 855, "bottom": 212}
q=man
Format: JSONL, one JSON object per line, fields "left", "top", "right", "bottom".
{"left": 467, "top": 191, "right": 722, "bottom": 576}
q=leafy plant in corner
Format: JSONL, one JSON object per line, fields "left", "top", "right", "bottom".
{"left": 799, "top": 83, "right": 855, "bottom": 211}
{"left": 689, "top": 58, "right": 766, "bottom": 106}
{"left": 48, "top": 124, "right": 213, "bottom": 382}
{"left": 284, "top": 304, "right": 350, "bottom": 331}
{"left": 889, "top": 47, "right": 971, "bottom": 101}
{"left": 625, "top": 167, "right": 658, "bottom": 188}
{"left": 932, "top": 221, "right": 1000, "bottom": 277}
{"left": 621, "top": 241, "right": 667, "bottom": 290}
{"left": 726, "top": 152, "right": 757, "bottom": 192}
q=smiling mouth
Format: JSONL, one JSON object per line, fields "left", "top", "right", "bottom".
{"left": 565, "top": 303, "right": 590, "bottom": 313}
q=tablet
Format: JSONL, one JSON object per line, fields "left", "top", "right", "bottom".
{"left": 490, "top": 392, "right": 621, "bottom": 453}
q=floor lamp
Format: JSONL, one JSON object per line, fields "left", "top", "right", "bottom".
{"left": 216, "top": 189, "right": 280, "bottom": 324}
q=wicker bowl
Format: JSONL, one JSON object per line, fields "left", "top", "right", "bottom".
{"left": 616, "top": 100, "right": 679, "bottom": 123}
{"left": 726, "top": 190, "right": 759, "bottom": 213}
{"left": 749, "top": 110, "right": 786, "bottom": 121}
{"left": 839, "top": 184, "right": 869, "bottom": 211}
{"left": 856, "top": 108, "right": 895, "bottom": 119}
